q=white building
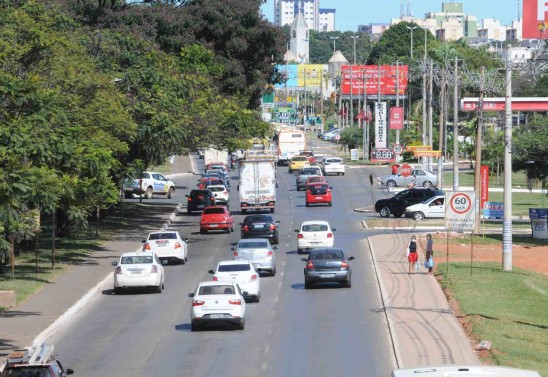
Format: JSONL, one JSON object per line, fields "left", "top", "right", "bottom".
{"left": 319, "top": 8, "right": 335, "bottom": 31}
{"left": 275, "top": 0, "right": 319, "bottom": 31}
{"left": 289, "top": 12, "right": 310, "bottom": 63}
{"left": 478, "top": 18, "right": 506, "bottom": 42}
{"left": 506, "top": 19, "right": 522, "bottom": 41}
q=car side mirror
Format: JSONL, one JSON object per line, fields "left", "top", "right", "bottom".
{"left": 276, "top": 183, "right": 279, "bottom": 188}
{"left": 184, "top": 238, "right": 189, "bottom": 242}
{"left": 331, "top": 228, "right": 336, "bottom": 231}
{"left": 242, "top": 291, "right": 249, "bottom": 297}
{"left": 330, "top": 187, "right": 333, "bottom": 189}
{"left": 66, "top": 369, "right": 74, "bottom": 375}
{"left": 273, "top": 246, "right": 278, "bottom": 250}
{"left": 162, "top": 260, "right": 168, "bottom": 265}
{"left": 294, "top": 229, "right": 299, "bottom": 233}
{"left": 188, "top": 293, "right": 195, "bottom": 297}
{"left": 301, "top": 258, "right": 308, "bottom": 262}
{"left": 111, "top": 261, "right": 118, "bottom": 267}
{"left": 276, "top": 221, "right": 280, "bottom": 224}
{"left": 208, "top": 269, "right": 214, "bottom": 274}
{"left": 185, "top": 194, "right": 189, "bottom": 197}
{"left": 348, "top": 256, "right": 355, "bottom": 261}
{"left": 231, "top": 246, "right": 236, "bottom": 251}
{"left": 142, "top": 239, "right": 146, "bottom": 244}
{"left": 214, "top": 194, "right": 218, "bottom": 197}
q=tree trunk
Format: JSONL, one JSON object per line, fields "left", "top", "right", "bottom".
{"left": 10, "top": 236, "right": 15, "bottom": 279}
{"left": 51, "top": 211, "right": 56, "bottom": 269}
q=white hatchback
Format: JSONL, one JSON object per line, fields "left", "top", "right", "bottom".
{"left": 208, "top": 184, "right": 230, "bottom": 206}
{"left": 142, "top": 231, "right": 188, "bottom": 264}
{"left": 112, "top": 252, "right": 165, "bottom": 294}
{"left": 295, "top": 220, "right": 336, "bottom": 254}
{"left": 189, "top": 281, "right": 247, "bottom": 331}
{"left": 404, "top": 195, "right": 445, "bottom": 221}
{"left": 209, "top": 260, "right": 261, "bottom": 302}
{"left": 321, "top": 157, "right": 345, "bottom": 176}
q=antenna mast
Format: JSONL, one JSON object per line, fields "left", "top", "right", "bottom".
{"left": 518, "top": 0, "right": 521, "bottom": 21}
{"left": 406, "top": 0, "right": 412, "bottom": 17}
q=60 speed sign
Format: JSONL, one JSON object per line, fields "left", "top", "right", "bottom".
{"left": 445, "top": 192, "right": 476, "bottom": 231}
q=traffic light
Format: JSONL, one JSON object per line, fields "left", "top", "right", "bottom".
{"left": 330, "top": 92, "right": 336, "bottom": 102}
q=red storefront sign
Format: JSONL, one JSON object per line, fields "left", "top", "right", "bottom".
{"left": 389, "top": 107, "right": 404, "bottom": 129}
{"left": 480, "top": 165, "right": 489, "bottom": 209}
{"left": 460, "top": 97, "right": 548, "bottom": 112}
{"left": 341, "top": 65, "right": 408, "bottom": 96}
{"left": 523, "top": 0, "right": 548, "bottom": 39}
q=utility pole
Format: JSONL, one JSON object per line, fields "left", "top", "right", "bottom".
{"left": 453, "top": 57, "right": 460, "bottom": 191}
{"left": 503, "top": 50, "right": 513, "bottom": 271}
{"left": 320, "top": 69, "right": 324, "bottom": 133}
{"left": 428, "top": 60, "right": 434, "bottom": 172}
{"left": 396, "top": 61, "right": 400, "bottom": 162}
{"left": 350, "top": 66, "right": 354, "bottom": 127}
{"left": 421, "top": 55, "right": 427, "bottom": 170}
{"left": 473, "top": 67, "right": 486, "bottom": 234}
{"left": 437, "top": 67, "right": 445, "bottom": 190}
{"left": 363, "top": 68, "right": 368, "bottom": 161}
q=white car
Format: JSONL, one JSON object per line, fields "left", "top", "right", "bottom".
{"left": 112, "top": 252, "right": 165, "bottom": 294}
{"left": 392, "top": 365, "right": 541, "bottom": 377}
{"left": 232, "top": 239, "right": 277, "bottom": 276}
{"left": 295, "top": 220, "right": 336, "bottom": 254}
{"left": 321, "top": 157, "right": 345, "bottom": 176}
{"left": 189, "top": 281, "right": 247, "bottom": 331}
{"left": 208, "top": 184, "right": 229, "bottom": 206}
{"left": 404, "top": 195, "right": 445, "bottom": 221}
{"left": 142, "top": 231, "right": 188, "bottom": 264}
{"left": 209, "top": 260, "right": 261, "bottom": 302}
{"left": 124, "top": 171, "right": 176, "bottom": 199}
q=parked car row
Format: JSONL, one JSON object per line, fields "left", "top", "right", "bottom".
{"left": 375, "top": 188, "right": 445, "bottom": 219}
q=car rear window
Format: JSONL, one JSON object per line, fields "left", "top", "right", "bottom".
{"left": 302, "top": 224, "right": 328, "bottom": 232}
{"left": 148, "top": 233, "right": 177, "bottom": 240}
{"left": 121, "top": 256, "right": 153, "bottom": 264}
{"left": 239, "top": 241, "right": 268, "bottom": 249}
{"left": 210, "top": 165, "right": 226, "bottom": 170}
{"left": 326, "top": 158, "right": 342, "bottom": 164}
{"left": 190, "top": 190, "right": 210, "bottom": 197}
{"left": 309, "top": 185, "right": 327, "bottom": 194}
{"left": 199, "top": 285, "right": 235, "bottom": 295}
{"left": 245, "top": 215, "right": 272, "bottom": 223}
{"left": 209, "top": 186, "right": 224, "bottom": 192}
{"left": 218, "top": 264, "right": 251, "bottom": 272}
{"left": 4, "top": 366, "right": 51, "bottom": 377}
{"left": 292, "top": 157, "right": 308, "bottom": 162}
{"left": 310, "top": 250, "right": 344, "bottom": 260}
{"left": 307, "top": 177, "right": 323, "bottom": 183}
{"left": 203, "top": 208, "right": 226, "bottom": 214}
{"left": 301, "top": 168, "right": 318, "bottom": 174}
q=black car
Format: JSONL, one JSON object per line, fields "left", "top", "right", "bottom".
{"left": 186, "top": 189, "right": 215, "bottom": 213}
{"left": 375, "top": 188, "right": 444, "bottom": 218}
{"left": 240, "top": 214, "right": 280, "bottom": 244}
{"left": 302, "top": 248, "right": 354, "bottom": 289}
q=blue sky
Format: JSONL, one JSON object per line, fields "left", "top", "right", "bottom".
{"left": 261, "top": 1, "right": 520, "bottom": 31}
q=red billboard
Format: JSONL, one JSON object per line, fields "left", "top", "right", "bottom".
{"left": 389, "top": 107, "right": 404, "bottom": 129}
{"left": 523, "top": 0, "right": 548, "bottom": 39}
{"left": 480, "top": 165, "right": 489, "bottom": 209}
{"left": 341, "top": 65, "right": 408, "bottom": 96}
{"left": 460, "top": 97, "right": 548, "bottom": 112}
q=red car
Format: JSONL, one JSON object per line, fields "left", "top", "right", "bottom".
{"left": 200, "top": 206, "right": 234, "bottom": 234}
{"left": 306, "top": 183, "right": 333, "bottom": 207}
{"left": 305, "top": 175, "right": 326, "bottom": 191}
{"left": 197, "top": 177, "right": 223, "bottom": 189}
{"left": 205, "top": 162, "right": 229, "bottom": 171}
{"left": 299, "top": 150, "right": 317, "bottom": 165}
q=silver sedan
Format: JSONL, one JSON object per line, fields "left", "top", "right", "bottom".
{"left": 302, "top": 248, "right": 354, "bottom": 289}
{"left": 232, "top": 239, "right": 277, "bottom": 276}
{"left": 380, "top": 169, "right": 437, "bottom": 188}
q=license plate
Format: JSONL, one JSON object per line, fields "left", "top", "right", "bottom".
{"left": 315, "top": 196, "right": 323, "bottom": 199}
{"left": 157, "top": 243, "right": 168, "bottom": 247}
{"left": 210, "top": 314, "right": 225, "bottom": 319}
{"left": 209, "top": 224, "right": 218, "bottom": 227}
{"left": 254, "top": 224, "right": 265, "bottom": 229}
{"left": 320, "top": 273, "right": 335, "bottom": 278}
{"left": 130, "top": 271, "right": 141, "bottom": 274}
{"left": 309, "top": 242, "right": 321, "bottom": 245}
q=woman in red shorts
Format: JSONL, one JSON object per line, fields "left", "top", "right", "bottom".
{"left": 406, "top": 235, "right": 418, "bottom": 275}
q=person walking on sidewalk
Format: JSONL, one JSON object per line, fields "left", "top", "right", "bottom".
{"left": 425, "top": 234, "right": 434, "bottom": 275}
{"left": 406, "top": 235, "right": 418, "bottom": 275}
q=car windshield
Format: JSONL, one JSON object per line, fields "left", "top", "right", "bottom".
{"left": 4, "top": 366, "right": 52, "bottom": 377}
{"left": 394, "top": 191, "right": 411, "bottom": 199}
{"left": 218, "top": 264, "right": 251, "bottom": 272}
{"left": 203, "top": 208, "right": 226, "bottom": 214}
{"left": 121, "top": 256, "right": 153, "bottom": 264}
{"left": 198, "top": 285, "right": 235, "bottom": 295}
{"left": 309, "top": 185, "right": 327, "bottom": 195}
{"left": 302, "top": 224, "right": 328, "bottom": 232}
{"left": 310, "top": 250, "right": 344, "bottom": 260}
{"left": 239, "top": 241, "right": 268, "bottom": 249}
{"left": 148, "top": 233, "right": 177, "bottom": 240}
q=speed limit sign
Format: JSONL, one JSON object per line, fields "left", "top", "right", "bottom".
{"left": 446, "top": 192, "right": 476, "bottom": 231}
{"left": 393, "top": 144, "right": 403, "bottom": 155}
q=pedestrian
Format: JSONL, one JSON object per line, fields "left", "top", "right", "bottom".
{"left": 425, "top": 234, "right": 434, "bottom": 275}
{"left": 405, "top": 235, "right": 418, "bottom": 275}
{"left": 391, "top": 164, "right": 400, "bottom": 175}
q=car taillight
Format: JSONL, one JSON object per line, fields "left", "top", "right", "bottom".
{"left": 151, "top": 265, "right": 158, "bottom": 273}
{"left": 223, "top": 191, "right": 228, "bottom": 195}
{"left": 267, "top": 251, "right": 273, "bottom": 257}
{"left": 306, "top": 261, "right": 314, "bottom": 270}
{"left": 250, "top": 274, "right": 258, "bottom": 282}
{"left": 187, "top": 197, "right": 192, "bottom": 202}
{"left": 242, "top": 225, "right": 249, "bottom": 231}
{"left": 143, "top": 243, "right": 151, "bottom": 250}
{"left": 327, "top": 233, "right": 333, "bottom": 238}
{"left": 212, "top": 276, "right": 218, "bottom": 281}
{"left": 210, "top": 197, "right": 215, "bottom": 201}
{"left": 340, "top": 261, "right": 349, "bottom": 269}
{"left": 233, "top": 251, "right": 238, "bottom": 257}
{"left": 192, "top": 300, "right": 205, "bottom": 306}
{"left": 229, "top": 299, "right": 241, "bottom": 305}
{"left": 174, "top": 242, "right": 181, "bottom": 249}
{"left": 298, "top": 234, "right": 303, "bottom": 239}
{"left": 115, "top": 266, "right": 122, "bottom": 274}
{"left": 269, "top": 224, "right": 276, "bottom": 231}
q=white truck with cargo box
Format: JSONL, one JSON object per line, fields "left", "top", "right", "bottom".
{"left": 238, "top": 152, "right": 277, "bottom": 214}
{"left": 203, "top": 148, "right": 229, "bottom": 169}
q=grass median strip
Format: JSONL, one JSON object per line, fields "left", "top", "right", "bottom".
{"left": 438, "top": 262, "right": 547, "bottom": 375}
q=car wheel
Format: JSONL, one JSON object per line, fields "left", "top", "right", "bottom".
{"left": 255, "top": 294, "right": 261, "bottom": 303}
{"left": 187, "top": 209, "right": 192, "bottom": 214}
{"left": 124, "top": 192, "right": 133, "bottom": 199}
{"left": 114, "top": 287, "right": 122, "bottom": 295}
{"left": 155, "top": 283, "right": 162, "bottom": 294}
{"left": 306, "top": 202, "right": 310, "bottom": 207}
{"left": 241, "top": 209, "right": 247, "bottom": 214}
{"left": 379, "top": 206, "right": 391, "bottom": 218}
{"left": 345, "top": 279, "right": 352, "bottom": 288}
{"left": 305, "top": 280, "right": 313, "bottom": 289}
{"left": 297, "top": 248, "right": 303, "bottom": 254}
{"left": 167, "top": 187, "right": 174, "bottom": 199}
{"left": 145, "top": 187, "right": 153, "bottom": 199}
{"left": 200, "top": 229, "right": 207, "bottom": 234}
{"left": 328, "top": 201, "right": 332, "bottom": 207}
{"left": 413, "top": 212, "right": 425, "bottom": 221}
{"left": 423, "top": 181, "right": 433, "bottom": 188}
{"left": 238, "top": 319, "right": 245, "bottom": 330}
{"left": 270, "top": 208, "right": 275, "bottom": 213}
{"left": 342, "top": 172, "right": 345, "bottom": 176}
{"left": 191, "top": 323, "right": 201, "bottom": 332}
{"left": 270, "top": 267, "right": 276, "bottom": 277}
{"left": 387, "top": 180, "right": 396, "bottom": 188}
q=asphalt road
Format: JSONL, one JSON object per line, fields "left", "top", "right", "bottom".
{"left": 48, "top": 147, "right": 397, "bottom": 377}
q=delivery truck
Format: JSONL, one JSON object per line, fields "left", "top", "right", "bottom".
{"left": 238, "top": 153, "right": 277, "bottom": 213}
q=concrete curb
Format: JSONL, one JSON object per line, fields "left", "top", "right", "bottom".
{"left": 32, "top": 201, "right": 184, "bottom": 347}
{"left": 367, "top": 237, "right": 401, "bottom": 370}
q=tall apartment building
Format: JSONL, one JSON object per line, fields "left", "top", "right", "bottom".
{"left": 478, "top": 18, "right": 507, "bottom": 41}
{"left": 274, "top": 0, "right": 335, "bottom": 31}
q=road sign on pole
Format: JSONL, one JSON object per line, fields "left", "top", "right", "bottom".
{"left": 393, "top": 144, "right": 403, "bottom": 155}
{"left": 445, "top": 192, "right": 476, "bottom": 231}
{"left": 401, "top": 164, "right": 412, "bottom": 177}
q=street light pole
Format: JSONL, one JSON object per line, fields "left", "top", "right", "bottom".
{"left": 329, "top": 36, "right": 339, "bottom": 55}
{"left": 503, "top": 48, "right": 513, "bottom": 271}
{"left": 406, "top": 26, "right": 418, "bottom": 60}
{"left": 421, "top": 27, "right": 428, "bottom": 169}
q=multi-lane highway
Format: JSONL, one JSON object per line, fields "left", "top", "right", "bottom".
{"left": 48, "top": 148, "right": 395, "bottom": 377}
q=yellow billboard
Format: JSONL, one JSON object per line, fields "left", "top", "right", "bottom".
{"left": 297, "top": 64, "right": 326, "bottom": 88}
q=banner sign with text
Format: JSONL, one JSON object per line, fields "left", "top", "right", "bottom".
{"left": 389, "top": 107, "right": 404, "bottom": 129}
{"left": 341, "top": 65, "right": 408, "bottom": 96}
{"left": 483, "top": 202, "right": 503, "bottom": 218}
{"left": 480, "top": 165, "right": 489, "bottom": 209}
{"left": 375, "top": 102, "right": 387, "bottom": 148}
{"left": 523, "top": 0, "right": 548, "bottom": 39}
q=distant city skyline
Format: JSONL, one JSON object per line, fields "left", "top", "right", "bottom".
{"left": 262, "top": 0, "right": 520, "bottom": 31}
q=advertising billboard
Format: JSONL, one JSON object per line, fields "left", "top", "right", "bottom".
{"left": 375, "top": 102, "right": 387, "bottom": 148}
{"left": 341, "top": 65, "right": 408, "bottom": 96}
{"left": 389, "top": 107, "right": 404, "bottom": 129}
{"left": 297, "top": 64, "right": 326, "bottom": 88}
{"left": 523, "top": 0, "right": 548, "bottom": 39}
{"left": 274, "top": 64, "right": 298, "bottom": 88}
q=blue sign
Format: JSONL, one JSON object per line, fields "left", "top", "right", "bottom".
{"left": 274, "top": 64, "right": 298, "bottom": 88}
{"left": 483, "top": 202, "right": 503, "bottom": 218}
{"left": 529, "top": 208, "right": 548, "bottom": 219}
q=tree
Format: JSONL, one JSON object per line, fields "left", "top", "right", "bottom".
{"left": 512, "top": 116, "right": 548, "bottom": 185}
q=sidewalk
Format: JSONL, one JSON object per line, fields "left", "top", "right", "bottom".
{"left": 368, "top": 233, "right": 479, "bottom": 368}
{"left": 0, "top": 156, "right": 194, "bottom": 358}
